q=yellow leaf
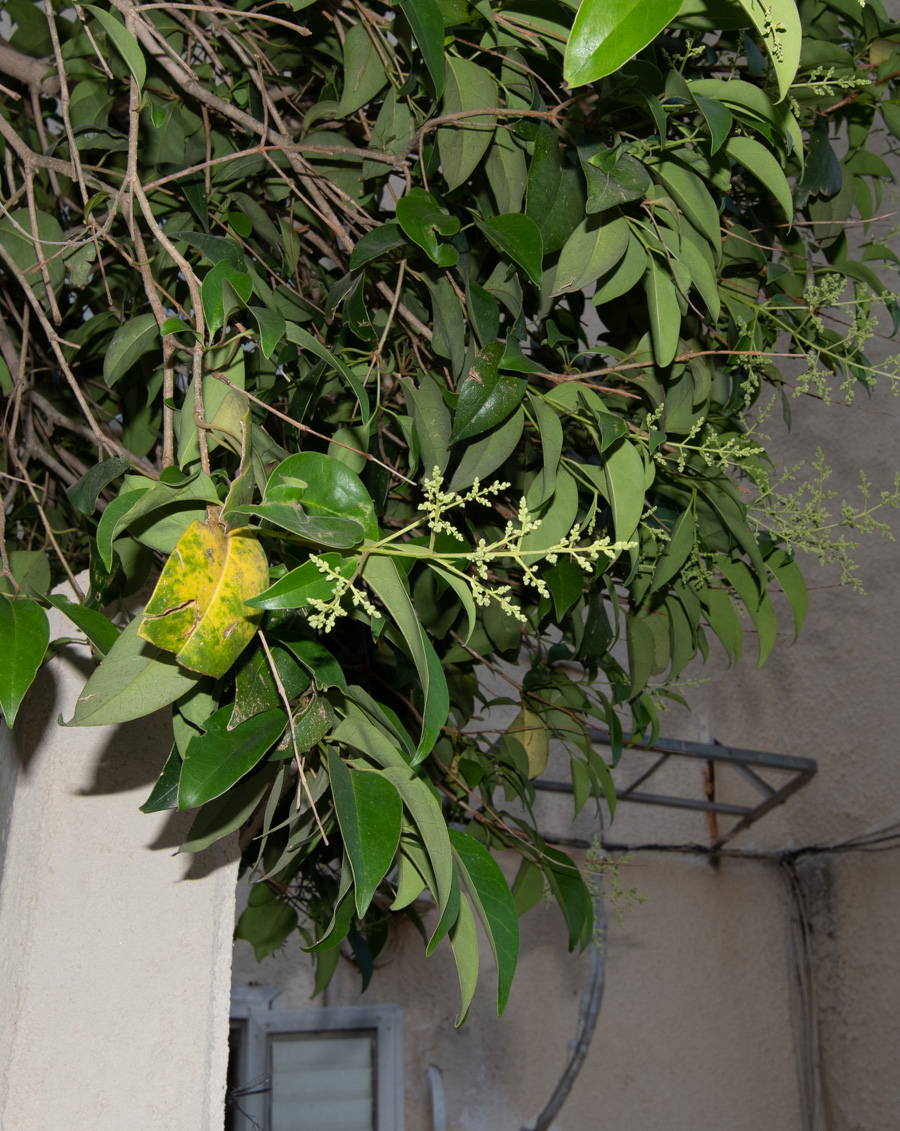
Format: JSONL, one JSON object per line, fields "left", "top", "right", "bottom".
{"left": 138, "top": 516, "right": 268, "bottom": 678}
{"left": 508, "top": 707, "right": 549, "bottom": 779}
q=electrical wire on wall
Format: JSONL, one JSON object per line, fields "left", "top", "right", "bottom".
{"left": 587, "top": 820, "right": 900, "bottom": 1131}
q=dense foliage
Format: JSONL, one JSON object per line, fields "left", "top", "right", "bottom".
{"left": 1, "top": 0, "right": 898, "bottom": 1019}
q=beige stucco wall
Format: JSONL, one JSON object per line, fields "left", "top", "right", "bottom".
{"left": 0, "top": 596, "right": 239, "bottom": 1131}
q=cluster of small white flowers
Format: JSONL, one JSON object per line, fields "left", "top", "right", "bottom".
{"left": 417, "top": 467, "right": 509, "bottom": 538}
{"left": 305, "top": 555, "right": 376, "bottom": 633}
{"left": 804, "top": 274, "right": 848, "bottom": 334}
{"left": 502, "top": 497, "right": 542, "bottom": 546}
{"left": 802, "top": 65, "right": 872, "bottom": 96}
{"left": 762, "top": 4, "right": 788, "bottom": 61}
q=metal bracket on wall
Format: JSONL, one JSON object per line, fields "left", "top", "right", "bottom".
{"left": 535, "top": 731, "right": 817, "bottom": 852}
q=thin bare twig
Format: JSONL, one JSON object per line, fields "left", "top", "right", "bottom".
{"left": 258, "top": 631, "right": 328, "bottom": 845}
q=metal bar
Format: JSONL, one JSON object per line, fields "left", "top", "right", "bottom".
{"left": 535, "top": 732, "right": 817, "bottom": 848}
{"left": 730, "top": 762, "right": 777, "bottom": 798}
{"left": 623, "top": 791, "right": 754, "bottom": 816}
{"left": 588, "top": 728, "right": 817, "bottom": 774}
{"left": 713, "top": 769, "right": 817, "bottom": 849}
{"left": 617, "top": 754, "right": 670, "bottom": 799}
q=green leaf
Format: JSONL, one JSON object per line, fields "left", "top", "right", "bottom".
{"left": 449, "top": 829, "right": 519, "bottom": 1015}
{"left": 168, "top": 231, "right": 246, "bottom": 269}
{"left": 579, "top": 140, "right": 651, "bottom": 213}
{"left": 68, "top": 614, "right": 202, "bottom": 726}
{"left": 339, "top": 21, "right": 388, "bottom": 114}
{"left": 280, "top": 637, "right": 347, "bottom": 692}
{"left": 527, "top": 392, "right": 564, "bottom": 507}
{"left": 735, "top": 0, "right": 801, "bottom": 100}
{"left": 650, "top": 507, "right": 695, "bottom": 592}
{"left": 400, "top": 0, "right": 446, "bottom": 96}
{"left": 425, "top": 274, "right": 466, "bottom": 380}
{"left": 698, "top": 478, "right": 767, "bottom": 584}
{"left": 235, "top": 883, "right": 299, "bottom": 961}
{"left": 180, "top": 764, "right": 276, "bottom": 852}
{"left": 448, "top": 405, "right": 524, "bottom": 492}
{"left": 543, "top": 845, "right": 593, "bottom": 951}
{"left": 0, "top": 208, "right": 65, "bottom": 300}
{"left": 626, "top": 612, "right": 653, "bottom": 696}
{"left": 716, "top": 556, "right": 776, "bottom": 668}
{"left": 652, "top": 157, "right": 721, "bottom": 247}
{"left": 391, "top": 846, "right": 428, "bottom": 910}
{"left": 485, "top": 128, "right": 527, "bottom": 216}
{"left": 96, "top": 488, "right": 149, "bottom": 569}
{"left": 430, "top": 563, "right": 477, "bottom": 643}
{"left": 467, "top": 280, "right": 501, "bottom": 347}
{"left": 512, "top": 858, "right": 546, "bottom": 916}
{"left": 0, "top": 595, "right": 49, "bottom": 727}
{"left": 178, "top": 705, "right": 285, "bottom": 809}
{"left": 449, "top": 893, "right": 479, "bottom": 1026}
{"left": 284, "top": 323, "right": 371, "bottom": 426}
{"left": 264, "top": 451, "right": 379, "bottom": 537}
{"left": 335, "top": 717, "right": 455, "bottom": 940}
{"left": 604, "top": 438, "right": 645, "bottom": 544}
{"left": 522, "top": 465, "right": 578, "bottom": 562}
{"left": 545, "top": 558, "right": 584, "bottom": 619}
{"left": 685, "top": 79, "right": 801, "bottom": 158}
{"left": 793, "top": 120, "right": 842, "bottom": 208}
{"left": 700, "top": 586, "right": 743, "bottom": 664}
{"left": 103, "top": 313, "right": 159, "bottom": 387}
{"left": 230, "top": 642, "right": 310, "bottom": 727}
{"left": 451, "top": 343, "right": 526, "bottom": 443}
{"left": 692, "top": 94, "right": 733, "bottom": 155}
{"left": 84, "top": 5, "right": 147, "bottom": 89}
{"left": 362, "top": 555, "right": 450, "bottom": 761}
{"left": 67, "top": 457, "right": 133, "bottom": 514}
{"left": 476, "top": 214, "right": 543, "bottom": 287}
{"left": 395, "top": 188, "right": 460, "bottom": 267}
{"left": 724, "top": 136, "right": 793, "bottom": 224}
{"left": 248, "top": 306, "right": 286, "bottom": 359}
{"left": 544, "top": 214, "right": 629, "bottom": 302}
{"left": 645, "top": 257, "right": 680, "bottom": 367}
{"left": 767, "top": 548, "right": 808, "bottom": 642}
{"left": 403, "top": 373, "right": 452, "bottom": 476}
{"left": 235, "top": 502, "right": 365, "bottom": 548}
{"left": 438, "top": 56, "right": 498, "bottom": 190}
{"left": 140, "top": 745, "right": 182, "bottom": 813}
{"left": 565, "top": 0, "right": 681, "bottom": 86}
{"left": 44, "top": 594, "right": 119, "bottom": 655}
{"left": 245, "top": 554, "right": 358, "bottom": 610}
{"left": 526, "top": 123, "right": 587, "bottom": 256}
{"left": 302, "top": 859, "right": 355, "bottom": 953}
{"left": 328, "top": 749, "right": 402, "bottom": 915}
{"left": 349, "top": 223, "right": 407, "bottom": 271}
{"left": 676, "top": 236, "right": 721, "bottom": 321}
{"left": 201, "top": 261, "right": 253, "bottom": 337}
{"left": 593, "top": 232, "right": 648, "bottom": 305}
{"left": 0, "top": 551, "right": 51, "bottom": 597}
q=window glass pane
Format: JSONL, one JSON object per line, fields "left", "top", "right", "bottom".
{"left": 268, "top": 1030, "right": 376, "bottom": 1131}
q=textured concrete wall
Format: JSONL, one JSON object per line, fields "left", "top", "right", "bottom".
{"left": 0, "top": 596, "right": 239, "bottom": 1131}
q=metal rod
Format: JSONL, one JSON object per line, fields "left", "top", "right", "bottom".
{"left": 588, "top": 728, "right": 817, "bottom": 774}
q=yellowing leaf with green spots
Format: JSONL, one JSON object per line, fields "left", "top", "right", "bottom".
{"left": 138, "top": 516, "right": 268, "bottom": 678}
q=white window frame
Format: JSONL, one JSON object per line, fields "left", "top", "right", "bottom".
{"left": 228, "top": 993, "right": 404, "bottom": 1131}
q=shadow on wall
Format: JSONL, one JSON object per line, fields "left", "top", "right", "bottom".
{"left": 16, "top": 636, "right": 242, "bottom": 881}
{"left": 11, "top": 645, "right": 91, "bottom": 775}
